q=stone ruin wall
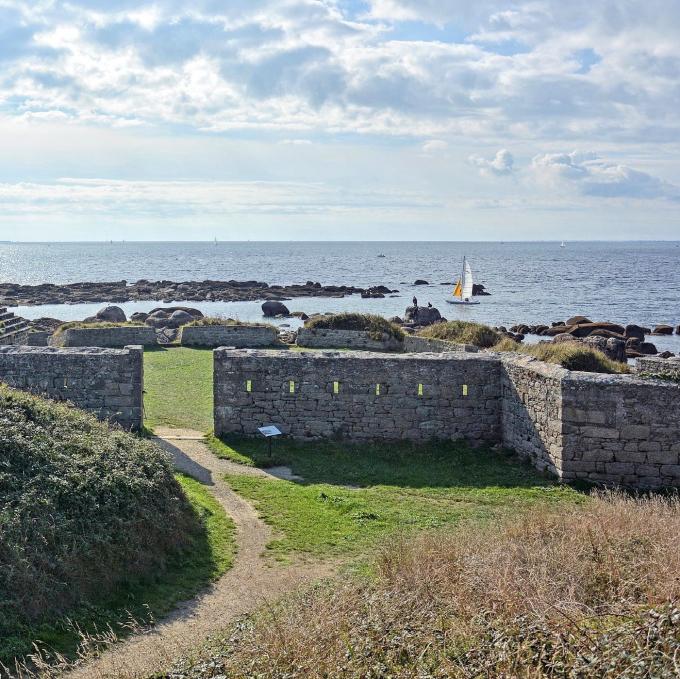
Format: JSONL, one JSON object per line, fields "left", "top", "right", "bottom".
{"left": 403, "top": 335, "right": 479, "bottom": 354}
{"left": 500, "top": 355, "right": 566, "bottom": 478}
{"left": 0, "top": 345, "right": 143, "bottom": 430}
{"left": 214, "top": 349, "right": 501, "bottom": 442}
{"left": 52, "top": 325, "right": 157, "bottom": 348}
{"left": 295, "top": 328, "right": 403, "bottom": 352}
{"left": 214, "top": 349, "right": 680, "bottom": 489}
{"left": 180, "top": 324, "right": 278, "bottom": 348}
{"left": 636, "top": 356, "right": 680, "bottom": 381}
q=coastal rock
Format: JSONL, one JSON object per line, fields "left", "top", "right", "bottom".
{"left": 148, "top": 306, "right": 203, "bottom": 319}
{"left": 639, "top": 341, "right": 658, "bottom": 355}
{"left": 404, "top": 305, "right": 441, "bottom": 326}
{"left": 624, "top": 324, "right": 647, "bottom": 341}
{"left": 262, "top": 301, "right": 290, "bottom": 317}
{"left": 566, "top": 315, "right": 592, "bottom": 326}
{"left": 169, "top": 310, "right": 194, "bottom": 327}
{"left": 95, "top": 305, "right": 126, "bottom": 323}
{"left": 472, "top": 283, "right": 491, "bottom": 296}
{"left": 676, "top": 325, "right": 680, "bottom": 335}
{"left": 290, "top": 311, "right": 309, "bottom": 321}
{"left": 658, "top": 351, "right": 675, "bottom": 358}
{"left": 130, "top": 312, "right": 149, "bottom": 323}
{"left": 389, "top": 316, "right": 403, "bottom": 324}
{"left": 652, "top": 324, "right": 673, "bottom": 335}
{"left": 568, "top": 322, "right": 625, "bottom": 338}
{"left": 413, "top": 279, "right": 429, "bottom": 286}
{"left": 552, "top": 333, "right": 579, "bottom": 344}
{"left": 543, "top": 325, "right": 572, "bottom": 337}
{"left": 583, "top": 336, "right": 627, "bottom": 363}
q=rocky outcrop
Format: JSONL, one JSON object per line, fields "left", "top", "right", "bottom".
{"left": 413, "top": 279, "right": 429, "bottom": 285}
{"left": 262, "top": 301, "right": 290, "bottom": 317}
{"left": 582, "top": 336, "right": 627, "bottom": 363}
{"left": 472, "top": 283, "right": 491, "bottom": 296}
{"left": 403, "top": 305, "right": 442, "bottom": 326}
{"left": 94, "top": 305, "right": 126, "bottom": 323}
{"left": 0, "top": 279, "right": 396, "bottom": 307}
{"left": 652, "top": 325, "right": 674, "bottom": 335}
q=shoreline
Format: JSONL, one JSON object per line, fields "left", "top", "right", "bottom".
{"left": 0, "top": 279, "right": 397, "bottom": 307}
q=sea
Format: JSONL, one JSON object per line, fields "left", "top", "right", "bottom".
{"left": 2, "top": 240, "right": 680, "bottom": 352}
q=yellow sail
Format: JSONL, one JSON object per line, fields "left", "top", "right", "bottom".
{"left": 453, "top": 280, "right": 462, "bottom": 298}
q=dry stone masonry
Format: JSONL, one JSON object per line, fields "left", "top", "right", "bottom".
{"left": 296, "top": 328, "right": 403, "bottom": 351}
{"left": 403, "top": 335, "right": 479, "bottom": 354}
{"left": 52, "top": 325, "right": 157, "bottom": 348}
{"left": 180, "top": 324, "right": 278, "bottom": 348}
{"left": 636, "top": 356, "right": 680, "bottom": 381}
{"left": 0, "top": 345, "right": 143, "bottom": 430}
{"left": 0, "top": 307, "right": 29, "bottom": 345}
{"left": 214, "top": 348, "right": 680, "bottom": 489}
{"left": 214, "top": 349, "right": 501, "bottom": 442}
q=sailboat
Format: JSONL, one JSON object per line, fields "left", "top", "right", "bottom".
{"left": 560, "top": 241, "right": 565, "bottom": 248}
{"left": 447, "top": 256, "right": 480, "bottom": 305}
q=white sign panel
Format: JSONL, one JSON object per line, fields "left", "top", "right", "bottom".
{"left": 258, "top": 425, "right": 282, "bottom": 437}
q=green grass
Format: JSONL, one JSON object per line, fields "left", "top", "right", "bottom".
{"left": 144, "top": 346, "right": 214, "bottom": 431}
{"left": 2, "top": 473, "right": 235, "bottom": 664}
{"left": 208, "top": 436, "right": 583, "bottom": 560}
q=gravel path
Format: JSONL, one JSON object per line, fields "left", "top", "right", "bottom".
{"left": 65, "top": 428, "right": 333, "bottom": 679}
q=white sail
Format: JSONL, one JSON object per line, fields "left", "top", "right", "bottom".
{"left": 462, "top": 258, "right": 474, "bottom": 299}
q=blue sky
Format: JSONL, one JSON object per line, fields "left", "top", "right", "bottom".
{"left": 0, "top": 0, "right": 678, "bottom": 240}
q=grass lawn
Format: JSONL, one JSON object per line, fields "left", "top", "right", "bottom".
{"left": 208, "top": 436, "right": 584, "bottom": 561}
{"left": 11, "top": 473, "right": 235, "bottom": 664}
{"left": 144, "top": 346, "right": 213, "bottom": 432}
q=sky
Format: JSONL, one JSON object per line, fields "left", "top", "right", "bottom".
{"left": 0, "top": 0, "right": 679, "bottom": 241}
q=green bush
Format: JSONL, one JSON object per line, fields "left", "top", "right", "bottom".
{"left": 0, "top": 386, "right": 199, "bottom": 662}
{"left": 418, "top": 320, "right": 501, "bottom": 348}
{"left": 305, "top": 313, "right": 404, "bottom": 341}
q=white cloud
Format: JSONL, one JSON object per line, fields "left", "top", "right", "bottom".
{"left": 421, "top": 139, "right": 448, "bottom": 153}
{"left": 469, "top": 149, "right": 514, "bottom": 176}
{"left": 531, "top": 151, "right": 680, "bottom": 201}
{"left": 0, "top": 178, "right": 441, "bottom": 217}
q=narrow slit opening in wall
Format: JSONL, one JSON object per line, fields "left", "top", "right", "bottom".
{"left": 462, "top": 384, "right": 468, "bottom": 396}
{"left": 333, "top": 381, "right": 339, "bottom": 394}
{"left": 289, "top": 380, "right": 295, "bottom": 394}
{"left": 246, "top": 379, "right": 252, "bottom": 392}
{"left": 418, "top": 383, "right": 423, "bottom": 396}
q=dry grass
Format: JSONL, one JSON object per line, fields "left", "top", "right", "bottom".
{"left": 305, "top": 312, "right": 405, "bottom": 341}
{"left": 418, "top": 320, "right": 501, "bottom": 348}
{"left": 494, "top": 337, "right": 630, "bottom": 374}
{"left": 183, "top": 316, "right": 275, "bottom": 329}
{"left": 187, "top": 492, "right": 680, "bottom": 677}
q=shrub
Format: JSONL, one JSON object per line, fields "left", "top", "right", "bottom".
{"left": 494, "top": 339, "right": 630, "bottom": 374}
{"left": 305, "top": 313, "right": 405, "bottom": 341}
{"left": 182, "top": 492, "right": 680, "bottom": 677}
{"left": 0, "top": 386, "right": 199, "bottom": 662}
{"left": 418, "top": 320, "right": 501, "bottom": 348}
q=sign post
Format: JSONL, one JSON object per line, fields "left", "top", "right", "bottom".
{"left": 258, "top": 425, "right": 282, "bottom": 461}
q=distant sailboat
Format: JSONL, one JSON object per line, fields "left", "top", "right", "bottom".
{"left": 214, "top": 236, "right": 218, "bottom": 246}
{"left": 560, "top": 241, "right": 566, "bottom": 247}
{"left": 446, "top": 256, "right": 480, "bottom": 305}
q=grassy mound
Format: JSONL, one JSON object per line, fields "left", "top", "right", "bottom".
{"left": 0, "top": 385, "right": 211, "bottom": 663}
{"left": 52, "top": 320, "right": 143, "bottom": 340}
{"left": 494, "top": 337, "right": 630, "bottom": 374}
{"left": 175, "top": 492, "right": 679, "bottom": 677}
{"left": 305, "top": 313, "right": 404, "bottom": 341}
{"left": 183, "top": 317, "right": 274, "bottom": 328}
{"left": 417, "top": 320, "right": 501, "bottom": 348}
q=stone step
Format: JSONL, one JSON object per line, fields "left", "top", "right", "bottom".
{"left": 0, "top": 327, "right": 30, "bottom": 345}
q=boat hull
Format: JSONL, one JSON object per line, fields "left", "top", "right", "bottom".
{"left": 446, "top": 300, "right": 480, "bottom": 305}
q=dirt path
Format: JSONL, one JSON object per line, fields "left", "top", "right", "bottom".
{"left": 65, "top": 428, "right": 332, "bottom": 679}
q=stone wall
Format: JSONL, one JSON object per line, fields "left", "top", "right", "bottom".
{"left": 500, "top": 355, "right": 566, "bottom": 477}
{"left": 213, "top": 348, "right": 680, "bottom": 489}
{"left": 214, "top": 349, "right": 501, "bottom": 442}
{"left": 0, "top": 307, "right": 29, "bottom": 345}
{"left": 180, "top": 324, "right": 278, "bottom": 348}
{"left": 0, "top": 345, "right": 143, "bottom": 430}
{"left": 26, "top": 331, "right": 50, "bottom": 346}
{"left": 560, "top": 373, "right": 680, "bottom": 488}
{"left": 404, "top": 335, "right": 479, "bottom": 354}
{"left": 636, "top": 356, "right": 680, "bottom": 381}
{"left": 296, "top": 328, "right": 403, "bottom": 352}
{"left": 52, "top": 325, "right": 157, "bottom": 348}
